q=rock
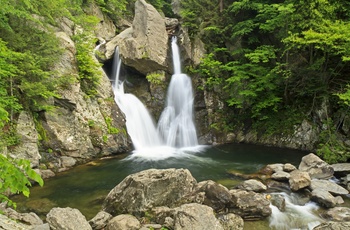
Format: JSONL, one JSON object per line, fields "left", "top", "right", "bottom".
{"left": 106, "top": 214, "right": 140, "bottom": 230}
{"left": 236, "top": 179, "right": 267, "bottom": 192}
{"left": 0, "top": 214, "right": 31, "bottom": 230}
{"left": 88, "top": 211, "right": 112, "bottom": 230}
{"left": 323, "top": 207, "right": 350, "bottom": 221}
{"left": 9, "top": 111, "right": 41, "bottom": 167}
{"left": 299, "top": 153, "right": 334, "bottom": 179}
{"left": 31, "top": 223, "right": 50, "bottom": 230}
{"left": 311, "top": 189, "right": 337, "bottom": 208}
{"left": 140, "top": 224, "right": 162, "bottom": 230}
{"left": 289, "top": 170, "right": 311, "bottom": 191}
{"left": 331, "top": 163, "right": 350, "bottom": 176}
{"left": 102, "top": 168, "right": 197, "bottom": 215}
{"left": 39, "top": 169, "right": 55, "bottom": 179}
{"left": 105, "top": 0, "right": 168, "bottom": 75}
{"left": 185, "top": 180, "right": 232, "bottom": 211}
{"left": 310, "top": 179, "right": 349, "bottom": 195}
{"left": 271, "top": 171, "right": 290, "bottom": 181}
{"left": 217, "top": 213, "right": 244, "bottom": 230}
{"left": 313, "top": 221, "right": 350, "bottom": 230}
{"left": 283, "top": 163, "right": 296, "bottom": 172}
{"left": 270, "top": 194, "right": 286, "bottom": 211}
{"left": 3, "top": 208, "right": 43, "bottom": 226}
{"left": 60, "top": 156, "right": 77, "bottom": 168}
{"left": 172, "top": 203, "right": 224, "bottom": 230}
{"left": 46, "top": 207, "right": 92, "bottom": 230}
{"left": 229, "top": 189, "right": 271, "bottom": 220}
{"left": 264, "top": 164, "right": 284, "bottom": 174}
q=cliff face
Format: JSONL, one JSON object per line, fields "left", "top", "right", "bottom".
{"left": 9, "top": 0, "right": 326, "bottom": 173}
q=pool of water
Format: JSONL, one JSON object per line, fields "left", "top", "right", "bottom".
{"left": 13, "top": 143, "right": 308, "bottom": 222}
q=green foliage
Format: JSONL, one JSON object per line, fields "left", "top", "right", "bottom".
{"left": 146, "top": 72, "right": 164, "bottom": 85}
{"left": 0, "top": 154, "right": 44, "bottom": 208}
{"left": 105, "top": 117, "right": 120, "bottom": 134}
{"left": 316, "top": 119, "right": 350, "bottom": 163}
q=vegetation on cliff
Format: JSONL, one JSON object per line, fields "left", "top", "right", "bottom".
{"left": 180, "top": 0, "right": 350, "bottom": 163}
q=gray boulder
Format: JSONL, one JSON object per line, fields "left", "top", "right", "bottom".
{"left": 184, "top": 180, "right": 232, "bottom": 212}
{"left": 104, "top": 0, "right": 168, "bottom": 75}
{"left": 89, "top": 211, "right": 112, "bottom": 230}
{"left": 310, "top": 179, "right": 349, "bottom": 195}
{"left": 102, "top": 168, "right": 197, "bottom": 215}
{"left": 46, "top": 207, "right": 92, "bottom": 230}
{"left": 311, "top": 189, "right": 338, "bottom": 208}
{"left": 229, "top": 189, "right": 271, "bottom": 220}
{"left": 289, "top": 170, "right": 311, "bottom": 191}
{"left": 236, "top": 179, "right": 267, "bottom": 192}
{"left": 172, "top": 203, "right": 224, "bottom": 230}
{"left": 106, "top": 214, "right": 140, "bottom": 230}
{"left": 299, "top": 153, "right": 334, "bottom": 179}
{"left": 217, "top": 213, "right": 244, "bottom": 230}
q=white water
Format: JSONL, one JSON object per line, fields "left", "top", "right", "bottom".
{"left": 111, "top": 37, "right": 202, "bottom": 159}
{"left": 269, "top": 192, "right": 323, "bottom": 230}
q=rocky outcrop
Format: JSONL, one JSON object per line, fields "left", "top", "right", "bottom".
{"left": 102, "top": 168, "right": 197, "bottom": 215}
{"left": 46, "top": 207, "right": 92, "bottom": 230}
{"left": 103, "top": 0, "right": 169, "bottom": 75}
{"left": 9, "top": 111, "right": 41, "bottom": 167}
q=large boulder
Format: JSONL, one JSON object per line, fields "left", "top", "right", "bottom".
{"left": 229, "top": 189, "right": 271, "bottom": 220}
{"left": 46, "top": 207, "right": 92, "bottom": 230}
{"left": 104, "top": 0, "right": 168, "bottom": 75}
{"left": 102, "top": 168, "right": 197, "bottom": 215}
{"left": 299, "top": 153, "right": 334, "bottom": 179}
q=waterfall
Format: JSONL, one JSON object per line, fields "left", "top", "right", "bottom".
{"left": 110, "top": 37, "right": 201, "bottom": 159}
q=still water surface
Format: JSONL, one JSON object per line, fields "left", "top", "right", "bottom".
{"left": 14, "top": 143, "right": 308, "bottom": 225}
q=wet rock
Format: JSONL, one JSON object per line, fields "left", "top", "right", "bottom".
{"left": 289, "top": 170, "right": 311, "bottom": 191}
{"left": 313, "top": 221, "right": 350, "bottom": 230}
{"left": 106, "top": 214, "right": 140, "bottom": 230}
{"left": 229, "top": 189, "right": 271, "bottom": 220}
{"left": 60, "top": 156, "right": 76, "bottom": 168}
{"left": 217, "top": 213, "right": 244, "bottom": 230}
{"left": 323, "top": 207, "right": 350, "bottom": 221}
{"left": 39, "top": 169, "right": 55, "bottom": 179}
{"left": 102, "top": 168, "right": 197, "bottom": 215}
{"left": 270, "top": 194, "right": 286, "bottom": 211}
{"left": 311, "top": 189, "right": 337, "bottom": 208}
{"left": 235, "top": 179, "right": 267, "bottom": 192}
{"left": 46, "top": 207, "right": 92, "bottom": 230}
{"left": 310, "top": 179, "right": 349, "bottom": 195}
{"left": 88, "top": 211, "right": 112, "bottom": 230}
{"left": 271, "top": 171, "right": 290, "bottom": 181}
{"left": 283, "top": 163, "right": 296, "bottom": 172}
{"left": 299, "top": 153, "right": 334, "bottom": 179}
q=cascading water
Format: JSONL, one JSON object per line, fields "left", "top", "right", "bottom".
{"left": 111, "top": 37, "right": 201, "bottom": 159}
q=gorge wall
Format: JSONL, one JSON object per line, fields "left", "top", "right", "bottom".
{"left": 8, "top": 0, "right": 329, "bottom": 174}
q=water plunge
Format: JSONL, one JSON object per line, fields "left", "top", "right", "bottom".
{"left": 111, "top": 37, "right": 201, "bottom": 159}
